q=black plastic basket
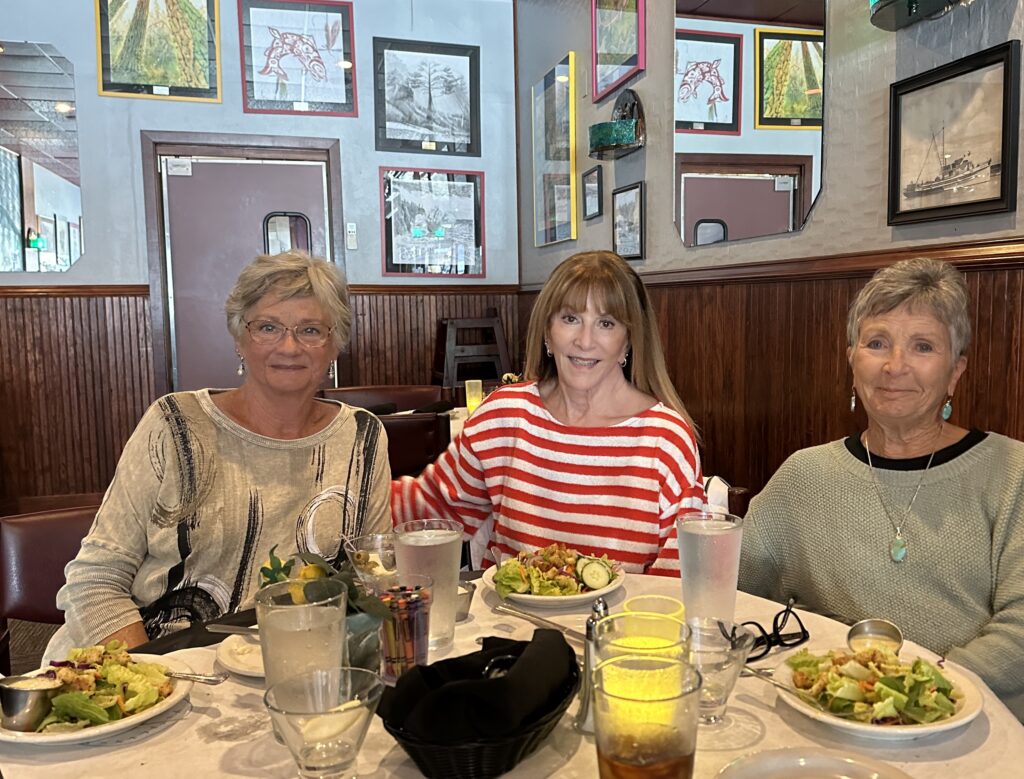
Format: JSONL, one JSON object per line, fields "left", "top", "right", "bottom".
{"left": 382, "top": 664, "right": 581, "bottom": 779}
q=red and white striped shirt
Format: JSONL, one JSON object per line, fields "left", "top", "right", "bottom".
{"left": 391, "top": 383, "right": 705, "bottom": 576}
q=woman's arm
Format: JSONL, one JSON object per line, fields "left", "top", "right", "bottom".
{"left": 99, "top": 621, "right": 150, "bottom": 649}
{"left": 646, "top": 422, "right": 706, "bottom": 576}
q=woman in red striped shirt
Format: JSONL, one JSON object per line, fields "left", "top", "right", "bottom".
{"left": 392, "top": 251, "right": 705, "bottom": 575}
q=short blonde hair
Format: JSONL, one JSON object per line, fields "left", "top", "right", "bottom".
{"left": 523, "top": 251, "right": 695, "bottom": 428}
{"left": 225, "top": 251, "right": 351, "bottom": 350}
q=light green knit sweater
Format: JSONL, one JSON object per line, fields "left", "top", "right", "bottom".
{"left": 739, "top": 434, "right": 1024, "bottom": 721}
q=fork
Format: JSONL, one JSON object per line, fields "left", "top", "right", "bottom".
{"left": 743, "top": 666, "right": 858, "bottom": 717}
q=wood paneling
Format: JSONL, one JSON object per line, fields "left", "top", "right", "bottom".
{"left": 0, "top": 288, "right": 154, "bottom": 502}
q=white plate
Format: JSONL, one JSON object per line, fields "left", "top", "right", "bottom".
{"left": 773, "top": 653, "right": 983, "bottom": 741}
{"left": 216, "top": 633, "right": 264, "bottom": 678}
{"left": 0, "top": 654, "right": 194, "bottom": 745}
{"left": 718, "top": 747, "right": 913, "bottom": 778}
{"left": 481, "top": 564, "right": 625, "bottom": 609}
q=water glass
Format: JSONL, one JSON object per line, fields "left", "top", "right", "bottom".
{"left": 264, "top": 666, "right": 384, "bottom": 779}
{"left": 394, "top": 518, "right": 462, "bottom": 649}
{"left": 342, "top": 532, "right": 397, "bottom": 591}
{"left": 687, "top": 618, "right": 756, "bottom": 726}
{"left": 676, "top": 511, "right": 743, "bottom": 623}
{"left": 374, "top": 573, "right": 433, "bottom": 685}
{"left": 593, "top": 612, "right": 691, "bottom": 664}
{"left": 623, "top": 594, "right": 685, "bottom": 621}
{"left": 464, "top": 379, "right": 484, "bottom": 414}
{"left": 592, "top": 655, "right": 702, "bottom": 779}
{"left": 255, "top": 578, "right": 348, "bottom": 691}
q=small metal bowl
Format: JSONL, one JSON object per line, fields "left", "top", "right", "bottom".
{"left": 847, "top": 618, "right": 904, "bottom": 654}
{"left": 455, "top": 581, "right": 477, "bottom": 622}
{"left": 0, "top": 675, "right": 63, "bottom": 732}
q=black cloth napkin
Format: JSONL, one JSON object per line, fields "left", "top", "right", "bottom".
{"left": 133, "top": 608, "right": 257, "bottom": 655}
{"left": 377, "top": 629, "right": 577, "bottom": 744}
{"left": 412, "top": 400, "right": 456, "bottom": 414}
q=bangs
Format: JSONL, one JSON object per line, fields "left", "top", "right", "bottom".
{"left": 556, "top": 272, "right": 632, "bottom": 325}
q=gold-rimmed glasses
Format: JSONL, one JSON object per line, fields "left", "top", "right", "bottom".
{"left": 245, "top": 319, "right": 334, "bottom": 348}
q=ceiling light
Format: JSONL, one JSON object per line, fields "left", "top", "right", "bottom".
{"left": 339, "top": 59, "right": 353, "bottom": 69}
{"left": 556, "top": 74, "right": 569, "bottom": 83}
{"left": 54, "top": 102, "right": 74, "bottom": 114}
{"left": 0, "top": 45, "right": 5, "bottom": 54}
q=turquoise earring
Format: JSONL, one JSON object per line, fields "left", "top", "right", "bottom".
{"left": 942, "top": 397, "right": 953, "bottom": 421}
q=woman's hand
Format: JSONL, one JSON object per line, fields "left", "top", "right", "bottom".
{"left": 100, "top": 621, "right": 149, "bottom": 649}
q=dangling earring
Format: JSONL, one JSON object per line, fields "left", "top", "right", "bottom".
{"left": 942, "top": 396, "right": 953, "bottom": 421}
{"left": 544, "top": 341, "right": 552, "bottom": 357}
{"left": 236, "top": 353, "right": 245, "bottom": 377}
{"left": 620, "top": 351, "right": 629, "bottom": 368}
{"left": 327, "top": 362, "right": 336, "bottom": 380}
{"left": 849, "top": 388, "right": 857, "bottom": 413}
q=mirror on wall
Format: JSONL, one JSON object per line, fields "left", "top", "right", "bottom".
{"left": 673, "top": 3, "right": 825, "bottom": 247}
{"left": 0, "top": 41, "right": 82, "bottom": 272}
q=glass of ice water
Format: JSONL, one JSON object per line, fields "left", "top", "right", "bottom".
{"left": 264, "top": 666, "right": 384, "bottom": 779}
{"left": 394, "top": 518, "right": 463, "bottom": 649}
{"left": 676, "top": 511, "right": 743, "bottom": 624}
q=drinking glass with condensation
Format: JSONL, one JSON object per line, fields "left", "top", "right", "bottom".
{"left": 464, "top": 379, "right": 484, "bottom": 414}
{"left": 393, "top": 519, "right": 462, "bottom": 649}
{"left": 676, "top": 511, "right": 743, "bottom": 624}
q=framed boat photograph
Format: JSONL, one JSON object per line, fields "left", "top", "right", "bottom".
{"left": 675, "top": 29, "right": 742, "bottom": 135}
{"left": 582, "top": 165, "right": 603, "bottom": 220}
{"left": 591, "top": 0, "right": 645, "bottom": 103}
{"left": 533, "top": 52, "right": 577, "bottom": 246}
{"left": 373, "top": 38, "right": 480, "bottom": 156}
{"left": 754, "top": 28, "right": 823, "bottom": 129}
{"left": 888, "top": 41, "right": 1020, "bottom": 226}
{"left": 96, "top": 0, "right": 221, "bottom": 102}
{"left": 612, "top": 180, "right": 644, "bottom": 260}
{"left": 238, "top": 0, "right": 356, "bottom": 117}
{"left": 380, "top": 167, "right": 485, "bottom": 277}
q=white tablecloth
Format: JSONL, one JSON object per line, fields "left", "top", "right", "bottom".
{"left": 2, "top": 575, "right": 1022, "bottom": 778}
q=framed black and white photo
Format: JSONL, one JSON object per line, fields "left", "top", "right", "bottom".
{"left": 55, "top": 216, "right": 70, "bottom": 266}
{"left": 238, "top": 0, "right": 356, "bottom": 117}
{"left": 888, "top": 41, "right": 1020, "bottom": 225}
{"left": 582, "top": 165, "right": 603, "bottom": 220}
{"left": 612, "top": 181, "right": 644, "bottom": 259}
{"left": 380, "top": 167, "right": 484, "bottom": 277}
{"left": 373, "top": 38, "right": 480, "bottom": 156}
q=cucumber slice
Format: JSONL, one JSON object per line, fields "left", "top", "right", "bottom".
{"left": 580, "top": 559, "right": 611, "bottom": 590}
{"left": 575, "top": 558, "right": 593, "bottom": 580}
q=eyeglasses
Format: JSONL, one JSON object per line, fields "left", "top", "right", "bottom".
{"left": 742, "top": 597, "right": 809, "bottom": 661}
{"left": 245, "top": 320, "right": 333, "bottom": 348}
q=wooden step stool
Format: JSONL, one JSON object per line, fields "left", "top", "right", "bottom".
{"left": 432, "top": 312, "right": 513, "bottom": 388}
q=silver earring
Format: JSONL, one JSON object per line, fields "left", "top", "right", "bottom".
{"left": 327, "top": 362, "right": 336, "bottom": 380}
{"left": 620, "top": 352, "right": 629, "bottom": 368}
{"left": 237, "top": 355, "right": 245, "bottom": 377}
{"left": 849, "top": 389, "right": 856, "bottom": 412}
{"left": 544, "top": 342, "right": 552, "bottom": 357}
{"left": 942, "top": 397, "right": 953, "bottom": 421}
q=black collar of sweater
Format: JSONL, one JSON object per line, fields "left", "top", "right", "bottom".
{"left": 845, "top": 428, "right": 987, "bottom": 471}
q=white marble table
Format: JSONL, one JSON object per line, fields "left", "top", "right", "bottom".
{"left": 2, "top": 574, "right": 1022, "bottom": 778}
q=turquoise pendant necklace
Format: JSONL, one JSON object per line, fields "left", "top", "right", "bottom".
{"left": 864, "top": 425, "right": 941, "bottom": 563}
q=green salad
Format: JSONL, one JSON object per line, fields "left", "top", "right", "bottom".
{"left": 492, "top": 543, "right": 619, "bottom": 598}
{"left": 786, "top": 646, "right": 962, "bottom": 725}
{"left": 32, "top": 640, "right": 173, "bottom": 733}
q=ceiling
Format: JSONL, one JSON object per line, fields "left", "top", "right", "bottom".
{"left": 0, "top": 41, "right": 79, "bottom": 185}
{"left": 675, "top": 0, "right": 825, "bottom": 28}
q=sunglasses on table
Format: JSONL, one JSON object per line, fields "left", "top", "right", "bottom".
{"left": 741, "top": 597, "right": 810, "bottom": 661}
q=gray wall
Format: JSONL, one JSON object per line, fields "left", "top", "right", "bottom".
{"left": 1, "top": 0, "right": 517, "bottom": 286}
{"left": 516, "top": 0, "right": 1024, "bottom": 287}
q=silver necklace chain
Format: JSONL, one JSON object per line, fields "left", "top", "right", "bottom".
{"left": 864, "top": 423, "right": 943, "bottom": 563}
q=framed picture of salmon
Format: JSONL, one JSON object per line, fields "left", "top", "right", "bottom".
{"left": 239, "top": 0, "right": 356, "bottom": 116}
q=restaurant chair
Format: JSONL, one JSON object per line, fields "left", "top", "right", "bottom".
{"left": 322, "top": 385, "right": 446, "bottom": 414}
{"left": 0, "top": 505, "right": 98, "bottom": 675}
{"left": 431, "top": 311, "right": 513, "bottom": 389}
{"left": 380, "top": 412, "right": 452, "bottom": 478}
{"left": 0, "top": 491, "right": 105, "bottom": 517}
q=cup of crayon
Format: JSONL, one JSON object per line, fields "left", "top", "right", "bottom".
{"left": 376, "top": 573, "right": 433, "bottom": 685}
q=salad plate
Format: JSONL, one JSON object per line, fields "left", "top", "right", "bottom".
{"left": 215, "top": 633, "right": 264, "bottom": 678}
{"left": 717, "top": 747, "right": 913, "bottom": 778}
{"left": 0, "top": 654, "right": 194, "bottom": 745}
{"left": 481, "top": 565, "right": 625, "bottom": 609}
{"left": 773, "top": 652, "right": 983, "bottom": 741}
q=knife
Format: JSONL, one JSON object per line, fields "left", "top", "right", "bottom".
{"left": 205, "top": 624, "right": 259, "bottom": 636}
{"left": 493, "top": 603, "right": 587, "bottom": 643}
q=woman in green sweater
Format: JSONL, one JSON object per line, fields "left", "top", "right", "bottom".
{"left": 740, "top": 258, "right": 1024, "bottom": 720}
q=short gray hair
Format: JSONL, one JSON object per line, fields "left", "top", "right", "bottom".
{"left": 847, "top": 258, "right": 971, "bottom": 359}
{"left": 225, "top": 251, "right": 351, "bottom": 350}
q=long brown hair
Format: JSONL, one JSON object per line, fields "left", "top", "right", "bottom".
{"left": 523, "top": 251, "right": 696, "bottom": 429}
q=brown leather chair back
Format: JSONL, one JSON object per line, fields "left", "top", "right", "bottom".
{"left": 322, "top": 385, "right": 445, "bottom": 413}
{"left": 0, "top": 506, "right": 97, "bottom": 624}
{"left": 0, "top": 492, "right": 105, "bottom": 517}
{"left": 380, "top": 412, "right": 452, "bottom": 478}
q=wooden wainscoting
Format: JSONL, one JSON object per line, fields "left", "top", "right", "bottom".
{"left": 0, "top": 286, "right": 154, "bottom": 504}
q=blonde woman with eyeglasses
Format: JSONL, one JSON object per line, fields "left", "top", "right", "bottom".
{"left": 47, "top": 251, "right": 391, "bottom": 658}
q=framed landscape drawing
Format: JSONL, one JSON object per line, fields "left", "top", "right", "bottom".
{"left": 239, "top": 0, "right": 356, "bottom": 116}
{"left": 582, "top": 165, "right": 603, "bottom": 220}
{"left": 96, "top": 0, "right": 221, "bottom": 101}
{"left": 675, "top": 29, "right": 742, "bottom": 135}
{"left": 888, "top": 41, "right": 1020, "bottom": 226}
{"left": 533, "top": 52, "right": 577, "bottom": 246}
{"left": 373, "top": 38, "right": 480, "bottom": 156}
{"left": 612, "top": 181, "right": 644, "bottom": 259}
{"left": 55, "top": 216, "right": 70, "bottom": 266}
{"left": 591, "top": 0, "right": 645, "bottom": 102}
{"left": 380, "top": 167, "right": 484, "bottom": 277}
{"left": 754, "top": 28, "right": 823, "bottom": 129}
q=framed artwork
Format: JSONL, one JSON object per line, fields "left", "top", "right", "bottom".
{"left": 380, "top": 167, "right": 484, "bottom": 277}
{"left": 69, "top": 221, "right": 81, "bottom": 262}
{"left": 675, "top": 29, "right": 742, "bottom": 135}
{"left": 373, "top": 38, "right": 480, "bottom": 156}
{"left": 612, "top": 181, "right": 644, "bottom": 260}
{"left": 55, "top": 217, "right": 70, "bottom": 265}
{"left": 582, "top": 165, "right": 603, "bottom": 220}
{"left": 754, "top": 28, "right": 823, "bottom": 129}
{"left": 96, "top": 0, "right": 221, "bottom": 102}
{"left": 532, "top": 52, "right": 577, "bottom": 246}
{"left": 591, "top": 0, "right": 645, "bottom": 102}
{"left": 37, "top": 216, "right": 55, "bottom": 254}
{"left": 79, "top": 216, "right": 85, "bottom": 253}
{"left": 888, "top": 41, "right": 1020, "bottom": 226}
{"left": 238, "top": 0, "right": 356, "bottom": 116}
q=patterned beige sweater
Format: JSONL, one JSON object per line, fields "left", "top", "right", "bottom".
{"left": 48, "top": 391, "right": 390, "bottom": 658}
{"left": 739, "top": 434, "right": 1024, "bottom": 721}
